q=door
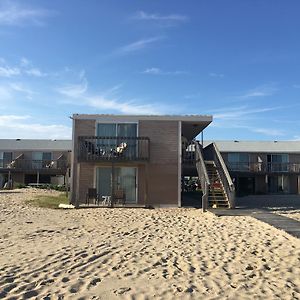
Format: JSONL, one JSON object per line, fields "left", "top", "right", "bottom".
{"left": 116, "top": 167, "right": 137, "bottom": 203}
{"left": 32, "top": 152, "right": 43, "bottom": 169}
{"left": 97, "top": 124, "right": 117, "bottom": 154}
{"left": 268, "top": 175, "right": 289, "bottom": 193}
{"left": 117, "top": 124, "right": 137, "bottom": 159}
{"left": 96, "top": 167, "right": 137, "bottom": 204}
{"left": 237, "top": 177, "right": 255, "bottom": 196}
{"left": 96, "top": 167, "right": 112, "bottom": 198}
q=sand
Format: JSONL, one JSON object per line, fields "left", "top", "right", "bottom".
{"left": 274, "top": 210, "right": 300, "bottom": 222}
{"left": 0, "top": 189, "right": 300, "bottom": 299}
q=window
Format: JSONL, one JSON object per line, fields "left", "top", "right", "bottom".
{"left": 267, "top": 154, "right": 289, "bottom": 172}
{"left": 0, "top": 152, "right": 12, "bottom": 168}
{"left": 228, "top": 153, "right": 250, "bottom": 171}
{"left": 32, "top": 152, "right": 52, "bottom": 169}
{"left": 96, "top": 123, "right": 137, "bottom": 159}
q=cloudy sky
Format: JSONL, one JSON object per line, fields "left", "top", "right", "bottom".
{"left": 0, "top": 0, "right": 300, "bottom": 140}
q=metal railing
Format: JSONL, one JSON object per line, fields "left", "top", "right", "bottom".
{"left": 182, "top": 150, "right": 196, "bottom": 164}
{"left": 78, "top": 136, "right": 150, "bottom": 162}
{"left": 0, "top": 159, "right": 68, "bottom": 171}
{"left": 0, "top": 159, "right": 13, "bottom": 169}
{"left": 194, "top": 141, "right": 210, "bottom": 212}
{"left": 227, "top": 162, "right": 300, "bottom": 173}
{"left": 204, "top": 143, "right": 235, "bottom": 208}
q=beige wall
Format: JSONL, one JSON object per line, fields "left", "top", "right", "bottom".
{"left": 139, "top": 120, "right": 179, "bottom": 206}
{"left": 71, "top": 119, "right": 96, "bottom": 205}
{"left": 72, "top": 118, "right": 180, "bottom": 207}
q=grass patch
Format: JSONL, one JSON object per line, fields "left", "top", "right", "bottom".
{"left": 26, "top": 193, "right": 69, "bottom": 209}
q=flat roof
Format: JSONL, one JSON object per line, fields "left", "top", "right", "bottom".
{"left": 73, "top": 114, "right": 213, "bottom": 122}
{"left": 205, "top": 140, "right": 300, "bottom": 153}
{"left": 0, "top": 139, "right": 72, "bottom": 151}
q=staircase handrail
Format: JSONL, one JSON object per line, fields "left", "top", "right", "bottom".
{"left": 194, "top": 141, "right": 210, "bottom": 211}
{"left": 211, "top": 142, "right": 235, "bottom": 208}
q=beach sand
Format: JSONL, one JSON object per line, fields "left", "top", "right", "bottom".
{"left": 275, "top": 210, "right": 300, "bottom": 222}
{"left": 0, "top": 189, "right": 299, "bottom": 299}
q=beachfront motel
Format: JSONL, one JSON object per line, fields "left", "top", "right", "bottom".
{"left": 0, "top": 114, "right": 300, "bottom": 208}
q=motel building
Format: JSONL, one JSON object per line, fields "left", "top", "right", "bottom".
{"left": 0, "top": 115, "right": 299, "bottom": 209}
{"left": 69, "top": 114, "right": 300, "bottom": 209}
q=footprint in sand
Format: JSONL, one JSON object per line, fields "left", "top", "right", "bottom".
{"left": 114, "top": 287, "right": 131, "bottom": 295}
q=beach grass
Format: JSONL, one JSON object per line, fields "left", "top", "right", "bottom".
{"left": 26, "top": 193, "right": 69, "bottom": 209}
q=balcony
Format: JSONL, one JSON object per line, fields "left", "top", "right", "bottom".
{"left": 78, "top": 136, "right": 150, "bottom": 162}
{"left": 0, "top": 159, "right": 68, "bottom": 173}
{"left": 227, "top": 162, "right": 300, "bottom": 173}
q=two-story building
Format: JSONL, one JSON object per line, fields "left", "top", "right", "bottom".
{"left": 70, "top": 114, "right": 235, "bottom": 209}
{"left": 209, "top": 141, "right": 300, "bottom": 196}
{"left": 0, "top": 139, "right": 71, "bottom": 188}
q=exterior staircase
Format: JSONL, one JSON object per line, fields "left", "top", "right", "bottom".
{"left": 205, "top": 161, "right": 229, "bottom": 208}
{"left": 183, "top": 141, "right": 235, "bottom": 210}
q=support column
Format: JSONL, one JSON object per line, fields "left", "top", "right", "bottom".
{"left": 144, "top": 163, "right": 149, "bottom": 207}
{"left": 111, "top": 162, "right": 115, "bottom": 208}
{"left": 75, "top": 163, "right": 81, "bottom": 208}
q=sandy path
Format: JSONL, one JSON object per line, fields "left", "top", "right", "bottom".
{"left": 0, "top": 189, "right": 299, "bottom": 299}
{"left": 275, "top": 210, "right": 300, "bottom": 222}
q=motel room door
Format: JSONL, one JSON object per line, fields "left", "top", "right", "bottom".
{"left": 96, "top": 167, "right": 137, "bottom": 204}
{"left": 268, "top": 175, "right": 289, "bottom": 193}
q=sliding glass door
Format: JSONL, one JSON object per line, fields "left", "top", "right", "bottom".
{"left": 96, "top": 166, "right": 137, "bottom": 203}
{"left": 97, "top": 123, "right": 137, "bottom": 158}
{"left": 267, "top": 154, "right": 289, "bottom": 172}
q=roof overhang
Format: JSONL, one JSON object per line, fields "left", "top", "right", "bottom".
{"left": 182, "top": 118, "right": 212, "bottom": 140}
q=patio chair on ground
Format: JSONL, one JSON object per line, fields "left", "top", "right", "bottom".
{"left": 114, "top": 189, "right": 126, "bottom": 205}
{"left": 86, "top": 188, "right": 98, "bottom": 205}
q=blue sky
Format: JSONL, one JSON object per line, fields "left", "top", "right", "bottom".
{"left": 0, "top": 0, "right": 300, "bottom": 140}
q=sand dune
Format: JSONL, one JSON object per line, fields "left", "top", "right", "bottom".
{"left": 0, "top": 189, "right": 299, "bottom": 299}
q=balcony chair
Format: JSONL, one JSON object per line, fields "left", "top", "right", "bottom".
{"left": 114, "top": 189, "right": 126, "bottom": 205}
{"left": 45, "top": 161, "right": 55, "bottom": 168}
{"left": 111, "top": 142, "right": 128, "bottom": 157}
{"left": 85, "top": 188, "right": 98, "bottom": 205}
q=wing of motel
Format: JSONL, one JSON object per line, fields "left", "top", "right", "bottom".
{"left": 0, "top": 115, "right": 300, "bottom": 207}
{"left": 0, "top": 139, "right": 71, "bottom": 188}
{"left": 206, "top": 140, "right": 300, "bottom": 196}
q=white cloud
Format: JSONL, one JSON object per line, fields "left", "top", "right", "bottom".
{"left": 209, "top": 105, "right": 285, "bottom": 137}
{"left": 212, "top": 106, "right": 280, "bottom": 121}
{"left": 0, "top": 65, "right": 20, "bottom": 77}
{"left": 57, "top": 73, "right": 168, "bottom": 115}
{"left": 9, "top": 83, "right": 35, "bottom": 99}
{"left": 209, "top": 72, "right": 224, "bottom": 78}
{"left": 25, "top": 68, "right": 46, "bottom": 77}
{"left": 0, "top": 0, "right": 55, "bottom": 26}
{"left": 142, "top": 67, "right": 187, "bottom": 75}
{"left": 240, "top": 84, "right": 278, "bottom": 99}
{"left": 0, "top": 57, "right": 47, "bottom": 77}
{"left": 133, "top": 11, "right": 188, "bottom": 23}
{"left": 250, "top": 127, "right": 284, "bottom": 136}
{"left": 116, "top": 36, "right": 164, "bottom": 55}
{"left": 20, "top": 57, "right": 30, "bottom": 66}
{"left": 57, "top": 70, "right": 88, "bottom": 98}
{"left": 0, "top": 115, "right": 71, "bottom": 139}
